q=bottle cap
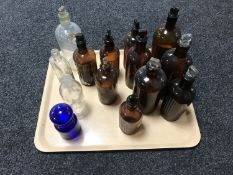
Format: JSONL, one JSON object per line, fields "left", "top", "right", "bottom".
{"left": 178, "top": 33, "right": 192, "bottom": 47}
{"left": 146, "top": 57, "right": 161, "bottom": 71}
{"left": 184, "top": 65, "right": 199, "bottom": 82}
{"left": 58, "top": 6, "right": 70, "bottom": 25}
{"left": 75, "top": 33, "right": 86, "bottom": 48}
{"left": 168, "top": 7, "right": 179, "bottom": 19}
{"left": 126, "top": 95, "right": 138, "bottom": 108}
{"left": 132, "top": 20, "right": 140, "bottom": 33}
{"left": 136, "top": 29, "right": 147, "bottom": 43}
{"left": 104, "top": 30, "right": 114, "bottom": 43}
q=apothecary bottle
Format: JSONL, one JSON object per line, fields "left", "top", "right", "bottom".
{"left": 100, "top": 30, "right": 120, "bottom": 76}
{"left": 160, "top": 65, "right": 198, "bottom": 121}
{"left": 133, "top": 58, "right": 166, "bottom": 114}
{"left": 125, "top": 29, "right": 151, "bottom": 89}
{"left": 123, "top": 20, "right": 140, "bottom": 68}
{"left": 49, "top": 103, "right": 81, "bottom": 140}
{"left": 49, "top": 48, "right": 74, "bottom": 81}
{"left": 151, "top": 7, "right": 181, "bottom": 59}
{"left": 161, "top": 33, "right": 193, "bottom": 81}
{"left": 119, "top": 95, "right": 142, "bottom": 135}
{"left": 73, "top": 33, "right": 97, "bottom": 86}
{"left": 55, "top": 6, "right": 81, "bottom": 56}
{"left": 96, "top": 60, "right": 118, "bottom": 105}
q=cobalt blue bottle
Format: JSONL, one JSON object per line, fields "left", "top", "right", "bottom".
{"left": 49, "top": 103, "right": 81, "bottom": 140}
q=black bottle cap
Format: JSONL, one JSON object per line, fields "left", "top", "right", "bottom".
{"left": 104, "top": 30, "right": 114, "bottom": 43}
{"left": 100, "top": 58, "right": 112, "bottom": 71}
{"left": 75, "top": 33, "right": 86, "bottom": 48}
{"left": 146, "top": 57, "right": 161, "bottom": 71}
{"left": 126, "top": 95, "right": 138, "bottom": 108}
{"left": 132, "top": 20, "right": 140, "bottom": 33}
{"left": 184, "top": 65, "right": 199, "bottom": 82}
{"left": 136, "top": 29, "right": 147, "bottom": 43}
{"left": 177, "top": 33, "right": 192, "bottom": 48}
{"left": 167, "top": 7, "right": 179, "bottom": 19}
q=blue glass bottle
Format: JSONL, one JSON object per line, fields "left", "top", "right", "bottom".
{"left": 49, "top": 103, "right": 81, "bottom": 140}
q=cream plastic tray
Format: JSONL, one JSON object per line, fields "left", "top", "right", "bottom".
{"left": 34, "top": 50, "right": 201, "bottom": 152}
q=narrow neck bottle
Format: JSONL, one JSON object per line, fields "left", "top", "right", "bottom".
{"left": 165, "top": 18, "right": 177, "bottom": 30}
{"left": 174, "top": 45, "right": 189, "bottom": 58}
{"left": 58, "top": 6, "right": 71, "bottom": 26}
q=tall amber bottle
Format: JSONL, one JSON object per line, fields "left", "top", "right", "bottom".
{"left": 123, "top": 20, "right": 140, "bottom": 68}
{"left": 73, "top": 33, "right": 97, "bottom": 86}
{"left": 96, "top": 60, "right": 118, "bottom": 105}
{"left": 125, "top": 30, "right": 151, "bottom": 89}
{"left": 151, "top": 7, "right": 181, "bottom": 59}
{"left": 119, "top": 94, "right": 142, "bottom": 135}
{"left": 100, "top": 30, "right": 120, "bottom": 76}
{"left": 161, "top": 33, "right": 193, "bottom": 81}
{"left": 133, "top": 58, "right": 166, "bottom": 114}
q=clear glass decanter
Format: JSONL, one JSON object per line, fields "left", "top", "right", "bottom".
{"left": 55, "top": 6, "right": 81, "bottom": 56}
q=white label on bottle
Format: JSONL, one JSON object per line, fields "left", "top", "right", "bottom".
{"left": 119, "top": 117, "right": 142, "bottom": 135}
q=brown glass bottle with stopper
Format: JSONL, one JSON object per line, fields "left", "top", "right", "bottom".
{"left": 161, "top": 33, "right": 193, "bottom": 82}
{"left": 73, "top": 33, "right": 97, "bottom": 86}
{"left": 96, "top": 59, "right": 118, "bottom": 105}
{"left": 119, "top": 95, "right": 142, "bottom": 135}
{"left": 133, "top": 58, "right": 166, "bottom": 114}
{"left": 125, "top": 29, "right": 151, "bottom": 89}
{"left": 151, "top": 7, "right": 181, "bottom": 59}
{"left": 100, "top": 30, "right": 120, "bottom": 76}
{"left": 123, "top": 20, "right": 140, "bottom": 68}
{"left": 160, "top": 65, "right": 198, "bottom": 121}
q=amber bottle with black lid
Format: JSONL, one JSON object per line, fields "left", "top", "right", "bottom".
{"left": 96, "top": 59, "right": 118, "bottom": 105}
{"left": 151, "top": 7, "right": 181, "bottom": 59}
{"left": 133, "top": 58, "right": 166, "bottom": 114}
{"left": 160, "top": 65, "right": 198, "bottom": 121}
{"left": 100, "top": 30, "right": 120, "bottom": 76}
{"left": 125, "top": 29, "right": 151, "bottom": 89}
{"left": 123, "top": 20, "right": 140, "bottom": 68}
{"left": 161, "top": 33, "right": 193, "bottom": 82}
{"left": 119, "top": 94, "right": 142, "bottom": 135}
{"left": 73, "top": 33, "right": 97, "bottom": 86}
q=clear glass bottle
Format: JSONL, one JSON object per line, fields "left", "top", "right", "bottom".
{"left": 49, "top": 48, "right": 74, "bottom": 81}
{"left": 125, "top": 29, "right": 151, "bottom": 89}
{"left": 119, "top": 95, "right": 142, "bottom": 135}
{"left": 133, "top": 58, "right": 166, "bottom": 114}
{"left": 100, "top": 30, "right": 120, "bottom": 76}
{"left": 160, "top": 65, "right": 198, "bottom": 121}
{"left": 49, "top": 103, "right": 81, "bottom": 140}
{"left": 55, "top": 6, "right": 81, "bottom": 56}
{"left": 123, "top": 20, "right": 140, "bottom": 68}
{"left": 151, "top": 7, "right": 181, "bottom": 59}
{"left": 161, "top": 33, "right": 193, "bottom": 81}
{"left": 59, "top": 74, "right": 88, "bottom": 118}
{"left": 73, "top": 33, "right": 97, "bottom": 86}
{"left": 96, "top": 60, "right": 118, "bottom": 105}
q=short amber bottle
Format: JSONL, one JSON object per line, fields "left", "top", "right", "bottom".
{"left": 133, "top": 58, "right": 166, "bottom": 114}
{"left": 151, "top": 7, "right": 181, "bottom": 59}
{"left": 161, "top": 33, "right": 193, "bottom": 82}
{"left": 100, "top": 30, "right": 120, "bottom": 76}
{"left": 119, "top": 95, "right": 142, "bottom": 135}
{"left": 123, "top": 20, "right": 140, "bottom": 68}
{"left": 73, "top": 33, "right": 97, "bottom": 86}
{"left": 96, "top": 60, "right": 118, "bottom": 105}
{"left": 125, "top": 29, "right": 151, "bottom": 89}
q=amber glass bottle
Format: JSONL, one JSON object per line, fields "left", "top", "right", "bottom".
{"left": 100, "top": 30, "right": 120, "bottom": 76}
{"left": 161, "top": 33, "right": 193, "bottom": 82}
{"left": 151, "top": 7, "right": 181, "bottom": 59}
{"left": 133, "top": 58, "right": 166, "bottom": 114}
{"left": 160, "top": 65, "right": 198, "bottom": 121}
{"left": 96, "top": 60, "right": 118, "bottom": 105}
{"left": 125, "top": 29, "right": 151, "bottom": 89}
{"left": 123, "top": 20, "right": 140, "bottom": 68}
{"left": 119, "top": 95, "right": 142, "bottom": 135}
{"left": 73, "top": 33, "right": 97, "bottom": 86}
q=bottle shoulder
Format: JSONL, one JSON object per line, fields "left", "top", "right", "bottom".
{"left": 73, "top": 48, "right": 96, "bottom": 64}
{"left": 55, "top": 22, "right": 81, "bottom": 35}
{"left": 127, "top": 47, "right": 151, "bottom": 62}
{"left": 120, "top": 102, "right": 142, "bottom": 121}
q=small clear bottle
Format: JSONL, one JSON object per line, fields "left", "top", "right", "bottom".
{"left": 119, "top": 95, "right": 142, "bottom": 135}
{"left": 59, "top": 74, "right": 88, "bottom": 118}
{"left": 161, "top": 33, "right": 193, "bottom": 81}
{"left": 133, "top": 58, "right": 166, "bottom": 114}
{"left": 55, "top": 6, "right": 81, "bottom": 56}
{"left": 49, "top": 48, "right": 74, "bottom": 81}
{"left": 100, "top": 30, "right": 120, "bottom": 76}
{"left": 49, "top": 103, "right": 81, "bottom": 140}
{"left": 73, "top": 33, "right": 97, "bottom": 86}
{"left": 96, "top": 60, "right": 118, "bottom": 105}
{"left": 160, "top": 65, "right": 198, "bottom": 121}
{"left": 123, "top": 20, "right": 140, "bottom": 68}
{"left": 125, "top": 29, "right": 151, "bottom": 89}
{"left": 151, "top": 7, "right": 181, "bottom": 59}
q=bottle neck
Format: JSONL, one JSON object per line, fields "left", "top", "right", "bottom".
{"left": 127, "top": 104, "right": 137, "bottom": 111}
{"left": 135, "top": 42, "right": 146, "bottom": 53}
{"left": 179, "top": 78, "right": 194, "bottom": 90}
{"left": 174, "top": 45, "right": 189, "bottom": 58}
{"left": 165, "top": 18, "right": 177, "bottom": 30}
{"left": 104, "top": 42, "right": 115, "bottom": 52}
{"left": 59, "top": 15, "right": 71, "bottom": 26}
{"left": 78, "top": 45, "right": 87, "bottom": 54}
{"left": 146, "top": 67, "right": 159, "bottom": 77}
